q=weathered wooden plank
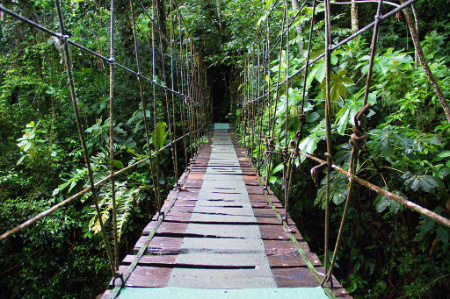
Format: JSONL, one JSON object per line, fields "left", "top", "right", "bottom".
{"left": 143, "top": 221, "right": 189, "bottom": 236}
{"left": 272, "top": 267, "right": 319, "bottom": 287}
{"left": 117, "top": 265, "right": 171, "bottom": 287}
{"left": 162, "top": 214, "right": 281, "bottom": 225}
{"left": 122, "top": 254, "right": 177, "bottom": 265}
{"left": 264, "top": 239, "right": 311, "bottom": 254}
{"left": 267, "top": 252, "right": 307, "bottom": 267}
{"left": 133, "top": 236, "right": 184, "bottom": 253}
{"left": 258, "top": 224, "right": 302, "bottom": 241}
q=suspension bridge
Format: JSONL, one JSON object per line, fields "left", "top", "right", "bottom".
{"left": 0, "top": 0, "right": 449, "bottom": 298}
{"left": 102, "top": 124, "right": 348, "bottom": 298}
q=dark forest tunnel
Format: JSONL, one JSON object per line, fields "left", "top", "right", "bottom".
{"left": 208, "top": 65, "right": 232, "bottom": 123}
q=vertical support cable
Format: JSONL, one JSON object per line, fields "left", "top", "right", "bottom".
{"left": 130, "top": 0, "right": 159, "bottom": 220}
{"left": 264, "top": 15, "right": 272, "bottom": 191}
{"left": 283, "top": 0, "right": 290, "bottom": 223}
{"left": 53, "top": 0, "right": 114, "bottom": 277}
{"left": 178, "top": 11, "right": 188, "bottom": 168}
{"left": 257, "top": 34, "right": 264, "bottom": 172}
{"left": 323, "top": 0, "right": 385, "bottom": 284}
{"left": 156, "top": 1, "right": 177, "bottom": 185}
{"left": 323, "top": 0, "right": 333, "bottom": 277}
{"left": 266, "top": 15, "right": 272, "bottom": 138}
{"left": 169, "top": 0, "right": 179, "bottom": 180}
{"left": 250, "top": 45, "right": 256, "bottom": 160}
{"left": 151, "top": 0, "right": 162, "bottom": 212}
{"left": 108, "top": 0, "right": 119, "bottom": 273}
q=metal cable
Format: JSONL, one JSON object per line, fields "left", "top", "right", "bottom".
{"left": 322, "top": 0, "right": 385, "bottom": 285}
{"left": 54, "top": 0, "right": 115, "bottom": 277}
{"left": 108, "top": 0, "right": 119, "bottom": 273}
{"left": 130, "top": 0, "right": 159, "bottom": 228}
{"left": 245, "top": 0, "right": 419, "bottom": 104}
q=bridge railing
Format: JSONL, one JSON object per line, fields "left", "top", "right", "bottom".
{"left": 0, "top": 0, "right": 210, "bottom": 279}
{"left": 234, "top": 0, "right": 450, "bottom": 286}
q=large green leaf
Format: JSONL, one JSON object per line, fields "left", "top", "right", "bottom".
{"left": 152, "top": 122, "right": 168, "bottom": 149}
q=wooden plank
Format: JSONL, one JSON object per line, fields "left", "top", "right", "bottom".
{"left": 117, "top": 265, "right": 171, "bottom": 287}
{"left": 267, "top": 252, "right": 307, "bottom": 267}
{"left": 143, "top": 221, "right": 189, "bottom": 236}
{"left": 122, "top": 254, "right": 259, "bottom": 269}
{"left": 258, "top": 224, "right": 302, "bottom": 241}
{"left": 272, "top": 267, "right": 319, "bottom": 287}
{"left": 133, "top": 236, "right": 184, "bottom": 253}
{"left": 162, "top": 214, "right": 282, "bottom": 225}
{"left": 264, "top": 239, "right": 311, "bottom": 254}
{"left": 122, "top": 254, "right": 177, "bottom": 265}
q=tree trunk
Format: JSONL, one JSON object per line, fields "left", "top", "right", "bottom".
{"left": 350, "top": 0, "right": 358, "bottom": 32}
{"left": 216, "top": 0, "right": 222, "bottom": 32}
{"left": 157, "top": 0, "right": 167, "bottom": 52}
{"left": 400, "top": 0, "right": 450, "bottom": 124}
{"left": 291, "top": 0, "right": 304, "bottom": 57}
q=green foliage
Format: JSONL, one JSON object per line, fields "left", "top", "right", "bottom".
{"left": 0, "top": 0, "right": 194, "bottom": 297}
{"left": 236, "top": 3, "right": 450, "bottom": 297}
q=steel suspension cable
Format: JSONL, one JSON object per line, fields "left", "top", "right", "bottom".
{"left": 129, "top": 0, "right": 159, "bottom": 226}
{"left": 54, "top": 0, "right": 115, "bottom": 277}
{"left": 151, "top": 0, "right": 162, "bottom": 212}
{"left": 0, "top": 4, "right": 185, "bottom": 98}
{"left": 323, "top": 0, "right": 333, "bottom": 277}
{"left": 323, "top": 0, "right": 385, "bottom": 285}
{"left": 169, "top": 0, "right": 179, "bottom": 180}
{"left": 156, "top": 3, "right": 177, "bottom": 185}
{"left": 178, "top": 11, "right": 188, "bottom": 169}
{"left": 263, "top": 3, "right": 287, "bottom": 191}
{"left": 282, "top": 0, "right": 291, "bottom": 223}
{"left": 285, "top": 0, "right": 317, "bottom": 228}
{"left": 108, "top": 0, "right": 119, "bottom": 273}
{"left": 247, "top": 0, "right": 419, "bottom": 105}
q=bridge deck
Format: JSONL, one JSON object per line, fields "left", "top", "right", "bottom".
{"left": 103, "top": 125, "right": 350, "bottom": 298}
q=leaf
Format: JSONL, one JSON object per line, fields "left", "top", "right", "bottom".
{"left": 315, "top": 62, "right": 326, "bottom": 83}
{"left": 437, "top": 226, "right": 448, "bottom": 244}
{"left": 152, "top": 122, "right": 167, "bottom": 149}
{"left": 16, "top": 155, "right": 26, "bottom": 165}
{"left": 52, "top": 188, "right": 60, "bottom": 196}
{"left": 269, "top": 176, "right": 277, "bottom": 185}
{"left": 272, "top": 163, "right": 284, "bottom": 174}
{"left": 306, "top": 112, "right": 320, "bottom": 123}
{"left": 437, "top": 151, "right": 450, "bottom": 159}
{"left": 336, "top": 108, "right": 350, "bottom": 135}
{"left": 113, "top": 159, "right": 124, "bottom": 170}
{"left": 423, "top": 218, "right": 435, "bottom": 232}
{"left": 375, "top": 190, "right": 403, "bottom": 214}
